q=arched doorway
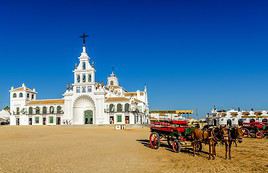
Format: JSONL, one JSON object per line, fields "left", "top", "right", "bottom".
{"left": 213, "top": 119, "right": 217, "bottom": 126}
{"left": 84, "top": 110, "right": 93, "bottom": 124}
{"left": 227, "top": 119, "right": 232, "bottom": 127}
{"left": 73, "top": 95, "right": 95, "bottom": 125}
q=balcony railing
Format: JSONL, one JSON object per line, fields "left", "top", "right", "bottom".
{"left": 104, "top": 109, "right": 140, "bottom": 113}
{"left": 26, "top": 111, "right": 64, "bottom": 115}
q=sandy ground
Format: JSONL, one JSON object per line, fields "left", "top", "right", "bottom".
{"left": 0, "top": 126, "right": 267, "bottom": 173}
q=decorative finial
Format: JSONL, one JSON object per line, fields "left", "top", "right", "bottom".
{"left": 80, "top": 33, "right": 88, "bottom": 46}
{"left": 111, "top": 66, "right": 115, "bottom": 76}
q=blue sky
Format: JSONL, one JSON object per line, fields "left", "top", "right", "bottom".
{"left": 0, "top": 0, "right": 268, "bottom": 118}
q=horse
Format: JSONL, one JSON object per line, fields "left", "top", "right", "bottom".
{"left": 191, "top": 127, "right": 217, "bottom": 160}
{"left": 220, "top": 126, "right": 243, "bottom": 160}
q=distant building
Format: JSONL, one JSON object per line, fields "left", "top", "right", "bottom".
{"left": 206, "top": 107, "right": 268, "bottom": 126}
{"left": 149, "top": 110, "right": 193, "bottom": 122}
{"left": 0, "top": 109, "right": 10, "bottom": 125}
{"left": 9, "top": 36, "right": 149, "bottom": 126}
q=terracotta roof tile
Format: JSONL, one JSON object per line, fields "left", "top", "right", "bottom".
{"left": 27, "top": 99, "right": 64, "bottom": 105}
{"left": 133, "top": 98, "right": 143, "bottom": 103}
{"left": 124, "top": 92, "right": 144, "bottom": 97}
{"left": 105, "top": 97, "right": 129, "bottom": 102}
{"left": 13, "top": 87, "right": 35, "bottom": 92}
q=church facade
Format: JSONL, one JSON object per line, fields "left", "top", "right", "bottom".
{"left": 9, "top": 39, "right": 149, "bottom": 126}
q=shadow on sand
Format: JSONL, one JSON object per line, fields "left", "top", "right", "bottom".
{"left": 136, "top": 139, "right": 212, "bottom": 159}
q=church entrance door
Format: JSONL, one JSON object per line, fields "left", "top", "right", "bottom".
{"left": 84, "top": 110, "right": 93, "bottom": 124}
{"left": 73, "top": 95, "right": 95, "bottom": 125}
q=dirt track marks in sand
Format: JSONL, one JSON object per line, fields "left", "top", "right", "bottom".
{"left": 0, "top": 126, "right": 267, "bottom": 173}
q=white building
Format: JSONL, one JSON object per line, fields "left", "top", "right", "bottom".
{"left": 9, "top": 39, "right": 149, "bottom": 126}
{"left": 0, "top": 109, "right": 10, "bottom": 124}
{"left": 149, "top": 110, "right": 193, "bottom": 122}
{"left": 206, "top": 107, "right": 268, "bottom": 126}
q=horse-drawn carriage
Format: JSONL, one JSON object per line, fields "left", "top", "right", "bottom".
{"left": 242, "top": 121, "right": 268, "bottom": 139}
{"left": 149, "top": 120, "right": 202, "bottom": 153}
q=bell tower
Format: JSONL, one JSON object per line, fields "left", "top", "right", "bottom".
{"left": 73, "top": 33, "right": 95, "bottom": 94}
{"left": 107, "top": 71, "right": 119, "bottom": 87}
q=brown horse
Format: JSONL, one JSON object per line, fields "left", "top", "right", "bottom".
{"left": 191, "top": 127, "right": 217, "bottom": 160}
{"left": 220, "top": 126, "right": 243, "bottom": 160}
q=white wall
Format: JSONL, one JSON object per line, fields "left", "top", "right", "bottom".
{"left": 10, "top": 115, "right": 16, "bottom": 125}
{"left": 20, "top": 115, "right": 29, "bottom": 125}
{"left": 95, "top": 94, "right": 106, "bottom": 124}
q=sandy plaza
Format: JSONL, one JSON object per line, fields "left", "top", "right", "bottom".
{"left": 0, "top": 126, "right": 267, "bottom": 173}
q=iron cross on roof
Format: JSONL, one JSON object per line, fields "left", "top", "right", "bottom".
{"left": 80, "top": 33, "right": 88, "bottom": 45}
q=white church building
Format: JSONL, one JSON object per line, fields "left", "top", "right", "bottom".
{"left": 9, "top": 35, "right": 149, "bottom": 125}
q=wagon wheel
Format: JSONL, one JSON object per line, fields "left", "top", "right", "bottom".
{"left": 149, "top": 132, "right": 160, "bottom": 149}
{"left": 167, "top": 132, "right": 178, "bottom": 148}
{"left": 195, "top": 141, "right": 202, "bottom": 152}
{"left": 249, "top": 130, "right": 256, "bottom": 138}
{"left": 172, "top": 139, "right": 181, "bottom": 153}
{"left": 256, "top": 131, "right": 264, "bottom": 139}
{"left": 242, "top": 128, "right": 250, "bottom": 138}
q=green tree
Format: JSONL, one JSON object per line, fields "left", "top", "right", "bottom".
{"left": 3, "top": 106, "right": 10, "bottom": 111}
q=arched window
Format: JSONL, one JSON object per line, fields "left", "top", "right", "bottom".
{"left": 50, "top": 106, "right": 54, "bottom": 114}
{"left": 42, "top": 106, "right": 47, "bottom": 114}
{"left": 28, "top": 107, "right": 33, "bottom": 115}
{"left": 82, "top": 74, "right": 86, "bottom": 83}
{"left": 36, "top": 107, "right": 40, "bottom": 114}
{"left": 110, "top": 81, "right": 114, "bottom": 86}
{"left": 13, "top": 93, "right": 17, "bottom": 98}
{"left": 27, "top": 93, "right": 30, "bottom": 98}
{"left": 19, "top": 93, "right": 23, "bottom": 98}
{"left": 125, "top": 103, "right": 130, "bottom": 112}
{"left": 82, "top": 62, "right": 86, "bottom": 70}
{"left": 213, "top": 119, "right": 217, "bottom": 126}
{"left": 88, "top": 74, "right": 92, "bottom": 82}
{"left": 117, "top": 104, "right": 122, "bottom": 112}
{"left": 109, "top": 104, "right": 115, "bottom": 112}
{"left": 57, "top": 106, "right": 62, "bottom": 114}
{"left": 32, "top": 94, "right": 34, "bottom": 99}
{"left": 77, "top": 75, "right": 80, "bottom": 83}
